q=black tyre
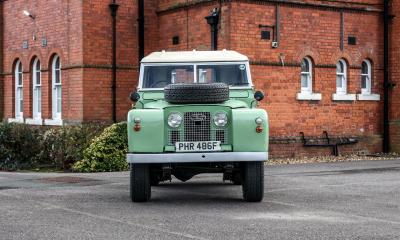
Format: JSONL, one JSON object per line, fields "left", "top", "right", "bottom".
{"left": 242, "top": 162, "right": 264, "bottom": 202}
{"left": 164, "top": 83, "right": 229, "bottom": 104}
{"left": 130, "top": 164, "right": 151, "bottom": 202}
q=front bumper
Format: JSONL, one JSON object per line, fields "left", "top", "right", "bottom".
{"left": 126, "top": 152, "right": 268, "bottom": 164}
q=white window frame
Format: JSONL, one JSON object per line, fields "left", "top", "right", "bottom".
{"left": 15, "top": 60, "right": 23, "bottom": 119}
{"left": 300, "top": 57, "right": 313, "bottom": 94}
{"left": 52, "top": 55, "right": 62, "bottom": 120}
{"left": 361, "top": 60, "right": 371, "bottom": 95}
{"left": 336, "top": 59, "right": 347, "bottom": 95}
{"left": 32, "top": 58, "right": 42, "bottom": 120}
{"left": 296, "top": 57, "right": 321, "bottom": 101}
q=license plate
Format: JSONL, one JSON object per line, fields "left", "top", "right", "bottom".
{"left": 175, "top": 141, "right": 221, "bottom": 152}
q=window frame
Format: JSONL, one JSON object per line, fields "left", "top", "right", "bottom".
{"left": 361, "top": 60, "right": 372, "bottom": 95}
{"left": 336, "top": 59, "right": 347, "bottom": 95}
{"left": 32, "top": 58, "right": 42, "bottom": 119}
{"left": 15, "top": 60, "right": 24, "bottom": 119}
{"left": 52, "top": 55, "right": 62, "bottom": 120}
{"left": 300, "top": 57, "right": 313, "bottom": 94}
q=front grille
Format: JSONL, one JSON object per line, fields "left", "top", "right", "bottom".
{"left": 167, "top": 112, "right": 228, "bottom": 145}
{"left": 184, "top": 112, "right": 211, "bottom": 142}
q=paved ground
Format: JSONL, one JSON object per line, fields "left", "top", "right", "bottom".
{"left": 0, "top": 160, "right": 400, "bottom": 240}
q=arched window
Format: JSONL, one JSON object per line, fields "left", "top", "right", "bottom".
{"left": 336, "top": 59, "right": 347, "bottom": 94}
{"left": 52, "top": 55, "right": 62, "bottom": 119}
{"left": 15, "top": 60, "right": 23, "bottom": 118}
{"left": 361, "top": 60, "right": 371, "bottom": 95}
{"left": 32, "top": 58, "right": 41, "bottom": 119}
{"left": 301, "top": 57, "right": 312, "bottom": 93}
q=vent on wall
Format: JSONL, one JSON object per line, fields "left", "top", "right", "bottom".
{"left": 261, "top": 30, "right": 271, "bottom": 40}
{"left": 172, "top": 36, "right": 179, "bottom": 45}
{"left": 348, "top": 36, "right": 357, "bottom": 45}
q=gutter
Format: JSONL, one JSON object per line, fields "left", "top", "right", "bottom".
{"left": 138, "top": 0, "right": 145, "bottom": 62}
{"left": 110, "top": 1, "right": 119, "bottom": 123}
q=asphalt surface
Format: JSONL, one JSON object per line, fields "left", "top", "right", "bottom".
{"left": 0, "top": 160, "right": 400, "bottom": 240}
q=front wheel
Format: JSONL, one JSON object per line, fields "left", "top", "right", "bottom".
{"left": 130, "top": 164, "right": 151, "bottom": 202}
{"left": 242, "top": 162, "right": 264, "bottom": 202}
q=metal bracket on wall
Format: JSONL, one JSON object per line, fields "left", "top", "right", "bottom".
{"left": 300, "top": 131, "right": 358, "bottom": 156}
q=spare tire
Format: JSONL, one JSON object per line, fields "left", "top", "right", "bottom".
{"left": 164, "top": 83, "right": 229, "bottom": 104}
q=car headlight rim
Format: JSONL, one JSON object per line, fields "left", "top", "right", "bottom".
{"left": 168, "top": 113, "right": 182, "bottom": 128}
{"left": 214, "top": 112, "right": 228, "bottom": 127}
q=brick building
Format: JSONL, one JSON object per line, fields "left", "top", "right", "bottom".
{"left": 0, "top": 0, "right": 399, "bottom": 157}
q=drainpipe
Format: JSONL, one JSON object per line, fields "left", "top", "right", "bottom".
{"left": 205, "top": 8, "right": 219, "bottom": 50}
{"left": 138, "top": 0, "right": 144, "bottom": 62}
{"left": 109, "top": 1, "right": 119, "bottom": 123}
{"left": 383, "top": 0, "right": 390, "bottom": 153}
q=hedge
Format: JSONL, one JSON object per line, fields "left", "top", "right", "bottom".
{"left": 0, "top": 122, "right": 105, "bottom": 171}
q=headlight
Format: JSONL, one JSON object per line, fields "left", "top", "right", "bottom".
{"left": 168, "top": 113, "right": 182, "bottom": 128}
{"left": 214, "top": 112, "right": 228, "bottom": 127}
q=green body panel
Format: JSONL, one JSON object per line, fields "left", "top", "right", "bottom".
{"left": 127, "top": 88, "right": 268, "bottom": 154}
{"left": 127, "top": 109, "right": 164, "bottom": 152}
{"left": 231, "top": 109, "right": 269, "bottom": 152}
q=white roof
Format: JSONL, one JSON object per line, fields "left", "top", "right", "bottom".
{"left": 141, "top": 50, "right": 249, "bottom": 63}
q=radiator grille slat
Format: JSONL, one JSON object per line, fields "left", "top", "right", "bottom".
{"left": 184, "top": 112, "right": 211, "bottom": 142}
{"left": 167, "top": 112, "right": 228, "bottom": 146}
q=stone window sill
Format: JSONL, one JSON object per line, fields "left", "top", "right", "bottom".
{"left": 26, "top": 118, "right": 43, "bottom": 125}
{"left": 8, "top": 118, "right": 24, "bottom": 123}
{"left": 296, "top": 92, "right": 322, "bottom": 101}
{"left": 357, "top": 94, "right": 380, "bottom": 101}
{"left": 44, "top": 119, "right": 63, "bottom": 126}
{"left": 332, "top": 93, "right": 356, "bottom": 101}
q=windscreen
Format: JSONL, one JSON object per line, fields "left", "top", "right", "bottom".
{"left": 142, "top": 63, "right": 249, "bottom": 88}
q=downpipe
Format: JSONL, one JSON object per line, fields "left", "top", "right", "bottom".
{"left": 110, "top": 1, "right": 119, "bottom": 123}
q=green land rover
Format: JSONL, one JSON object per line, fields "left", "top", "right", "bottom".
{"left": 127, "top": 50, "right": 268, "bottom": 202}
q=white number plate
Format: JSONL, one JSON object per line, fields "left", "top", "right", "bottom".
{"left": 175, "top": 141, "right": 221, "bottom": 152}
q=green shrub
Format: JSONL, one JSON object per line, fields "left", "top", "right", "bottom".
{"left": 38, "top": 124, "right": 105, "bottom": 170}
{"left": 0, "top": 122, "right": 106, "bottom": 171}
{"left": 72, "top": 122, "right": 128, "bottom": 172}
{"left": 0, "top": 123, "right": 42, "bottom": 170}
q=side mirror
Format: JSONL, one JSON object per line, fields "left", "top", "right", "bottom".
{"left": 254, "top": 91, "right": 265, "bottom": 101}
{"left": 129, "top": 92, "right": 140, "bottom": 102}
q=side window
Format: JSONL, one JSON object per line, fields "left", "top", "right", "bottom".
{"left": 300, "top": 57, "right": 313, "bottom": 93}
{"left": 52, "top": 55, "right": 62, "bottom": 119}
{"left": 336, "top": 59, "right": 347, "bottom": 94}
{"left": 32, "top": 58, "right": 42, "bottom": 119}
{"left": 361, "top": 60, "right": 372, "bottom": 95}
{"left": 15, "top": 60, "right": 24, "bottom": 118}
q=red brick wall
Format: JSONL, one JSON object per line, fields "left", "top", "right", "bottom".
{"left": 2, "top": 0, "right": 84, "bottom": 122}
{"left": 390, "top": 0, "right": 400, "bottom": 152}
{"left": 0, "top": 1, "right": 3, "bottom": 119}
{"left": 81, "top": 0, "right": 139, "bottom": 122}
{"left": 157, "top": 1, "right": 385, "bottom": 156}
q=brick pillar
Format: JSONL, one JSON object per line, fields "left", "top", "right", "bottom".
{"left": 0, "top": 1, "right": 4, "bottom": 119}
{"left": 390, "top": 0, "right": 400, "bottom": 152}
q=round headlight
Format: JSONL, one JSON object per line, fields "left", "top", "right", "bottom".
{"left": 214, "top": 112, "right": 228, "bottom": 127}
{"left": 168, "top": 113, "right": 182, "bottom": 128}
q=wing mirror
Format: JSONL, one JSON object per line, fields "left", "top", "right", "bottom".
{"left": 254, "top": 91, "right": 265, "bottom": 101}
{"left": 129, "top": 92, "right": 140, "bottom": 102}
